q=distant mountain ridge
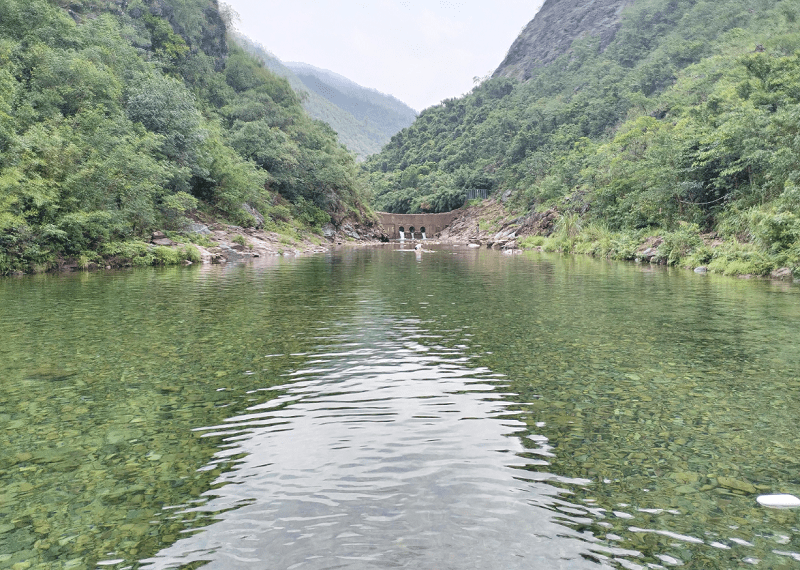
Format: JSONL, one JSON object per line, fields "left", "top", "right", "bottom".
{"left": 287, "top": 62, "right": 417, "bottom": 134}
{"left": 233, "top": 34, "right": 417, "bottom": 159}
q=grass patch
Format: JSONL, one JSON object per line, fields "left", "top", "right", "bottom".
{"left": 99, "top": 241, "right": 200, "bottom": 268}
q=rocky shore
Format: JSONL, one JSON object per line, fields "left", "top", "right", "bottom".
{"left": 156, "top": 217, "right": 386, "bottom": 266}
{"left": 437, "top": 200, "right": 556, "bottom": 250}
{"left": 45, "top": 217, "right": 387, "bottom": 274}
{"left": 434, "top": 199, "right": 797, "bottom": 282}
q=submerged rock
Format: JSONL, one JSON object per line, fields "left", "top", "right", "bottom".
{"left": 757, "top": 494, "right": 800, "bottom": 508}
{"left": 718, "top": 476, "right": 756, "bottom": 494}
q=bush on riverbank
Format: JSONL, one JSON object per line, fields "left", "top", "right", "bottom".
{"left": 96, "top": 242, "right": 201, "bottom": 269}
{"left": 520, "top": 214, "right": 800, "bottom": 278}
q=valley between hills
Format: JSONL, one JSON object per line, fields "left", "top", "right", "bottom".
{"left": 1, "top": 0, "right": 800, "bottom": 280}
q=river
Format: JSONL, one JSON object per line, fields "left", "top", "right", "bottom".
{"left": 1, "top": 245, "right": 799, "bottom": 569}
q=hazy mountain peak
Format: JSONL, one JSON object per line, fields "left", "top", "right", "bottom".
{"left": 233, "top": 34, "right": 416, "bottom": 159}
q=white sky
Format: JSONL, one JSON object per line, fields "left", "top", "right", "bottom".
{"left": 225, "top": 0, "right": 545, "bottom": 112}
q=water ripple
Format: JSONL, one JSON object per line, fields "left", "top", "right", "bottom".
{"left": 143, "top": 320, "right": 609, "bottom": 569}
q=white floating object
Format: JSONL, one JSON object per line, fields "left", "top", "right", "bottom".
{"left": 757, "top": 494, "right": 800, "bottom": 508}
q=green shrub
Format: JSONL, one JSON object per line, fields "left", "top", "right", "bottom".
{"left": 182, "top": 244, "right": 201, "bottom": 263}
{"left": 609, "top": 233, "right": 641, "bottom": 260}
{"left": 519, "top": 235, "right": 545, "bottom": 248}
{"left": 76, "top": 254, "right": 91, "bottom": 269}
{"left": 292, "top": 197, "right": 331, "bottom": 230}
{"left": 152, "top": 246, "right": 180, "bottom": 265}
{"left": 101, "top": 240, "right": 150, "bottom": 259}
{"left": 685, "top": 245, "right": 713, "bottom": 267}
{"left": 707, "top": 243, "right": 773, "bottom": 276}
{"left": 542, "top": 236, "right": 571, "bottom": 253}
{"left": 100, "top": 240, "right": 154, "bottom": 266}
{"left": 751, "top": 210, "right": 800, "bottom": 253}
{"left": 554, "top": 212, "right": 582, "bottom": 239}
{"left": 658, "top": 223, "right": 703, "bottom": 265}
{"left": 159, "top": 191, "right": 199, "bottom": 231}
{"left": 266, "top": 204, "right": 293, "bottom": 223}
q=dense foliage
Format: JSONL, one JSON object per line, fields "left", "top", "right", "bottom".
{"left": 0, "top": 0, "right": 368, "bottom": 273}
{"left": 366, "top": 0, "right": 800, "bottom": 262}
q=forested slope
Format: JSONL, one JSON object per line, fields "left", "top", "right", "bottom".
{"left": 287, "top": 62, "right": 418, "bottom": 151}
{"left": 0, "top": 0, "right": 370, "bottom": 274}
{"left": 233, "top": 35, "right": 417, "bottom": 160}
{"left": 366, "top": 0, "right": 800, "bottom": 273}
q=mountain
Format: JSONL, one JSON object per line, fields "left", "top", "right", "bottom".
{"left": 494, "top": 0, "right": 635, "bottom": 80}
{"left": 365, "top": 0, "right": 800, "bottom": 274}
{"left": 0, "top": 0, "right": 373, "bottom": 274}
{"left": 233, "top": 35, "right": 417, "bottom": 160}
{"left": 286, "top": 62, "right": 418, "bottom": 137}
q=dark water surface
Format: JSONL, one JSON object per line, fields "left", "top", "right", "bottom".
{"left": 1, "top": 245, "right": 799, "bottom": 569}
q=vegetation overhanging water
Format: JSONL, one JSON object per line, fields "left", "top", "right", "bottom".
{"left": 1, "top": 246, "right": 799, "bottom": 569}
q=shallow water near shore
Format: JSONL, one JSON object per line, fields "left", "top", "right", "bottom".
{"left": 1, "top": 245, "right": 799, "bottom": 569}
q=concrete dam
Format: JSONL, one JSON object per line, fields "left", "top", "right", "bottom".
{"left": 376, "top": 211, "right": 461, "bottom": 240}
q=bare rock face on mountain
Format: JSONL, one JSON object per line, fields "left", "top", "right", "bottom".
{"left": 494, "top": 0, "right": 634, "bottom": 81}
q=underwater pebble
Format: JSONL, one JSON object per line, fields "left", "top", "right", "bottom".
{"left": 756, "top": 494, "right": 800, "bottom": 508}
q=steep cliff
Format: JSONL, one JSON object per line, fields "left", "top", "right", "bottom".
{"left": 494, "top": 0, "right": 634, "bottom": 80}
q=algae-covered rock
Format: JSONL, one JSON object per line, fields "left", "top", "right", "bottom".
{"left": 717, "top": 476, "right": 756, "bottom": 494}
{"left": 671, "top": 472, "right": 700, "bottom": 485}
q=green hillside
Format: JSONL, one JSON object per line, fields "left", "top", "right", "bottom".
{"left": 234, "top": 35, "right": 417, "bottom": 160}
{"left": 0, "top": 0, "right": 370, "bottom": 274}
{"left": 367, "top": 0, "right": 800, "bottom": 273}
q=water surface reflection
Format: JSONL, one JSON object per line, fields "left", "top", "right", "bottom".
{"left": 2, "top": 247, "right": 800, "bottom": 569}
{"left": 144, "top": 314, "right": 621, "bottom": 569}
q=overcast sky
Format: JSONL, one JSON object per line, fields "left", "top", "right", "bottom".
{"left": 224, "top": 0, "right": 546, "bottom": 112}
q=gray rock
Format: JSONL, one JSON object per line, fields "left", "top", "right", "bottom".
{"left": 771, "top": 267, "right": 793, "bottom": 280}
{"left": 342, "top": 224, "right": 360, "bottom": 239}
{"left": 694, "top": 266, "right": 708, "bottom": 274}
{"left": 218, "top": 243, "right": 256, "bottom": 262}
{"left": 186, "top": 223, "right": 211, "bottom": 235}
{"left": 242, "top": 203, "right": 265, "bottom": 228}
{"left": 322, "top": 224, "right": 336, "bottom": 239}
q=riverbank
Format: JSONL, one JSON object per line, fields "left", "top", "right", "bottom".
{"left": 4, "top": 216, "right": 386, "bottom": 276}
{"left": 437, "top": 199, "right": 799, "bottom": 282}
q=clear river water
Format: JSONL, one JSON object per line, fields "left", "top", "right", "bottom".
{"left": 1, "top": 245, "right": 800, "bottom": 569}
